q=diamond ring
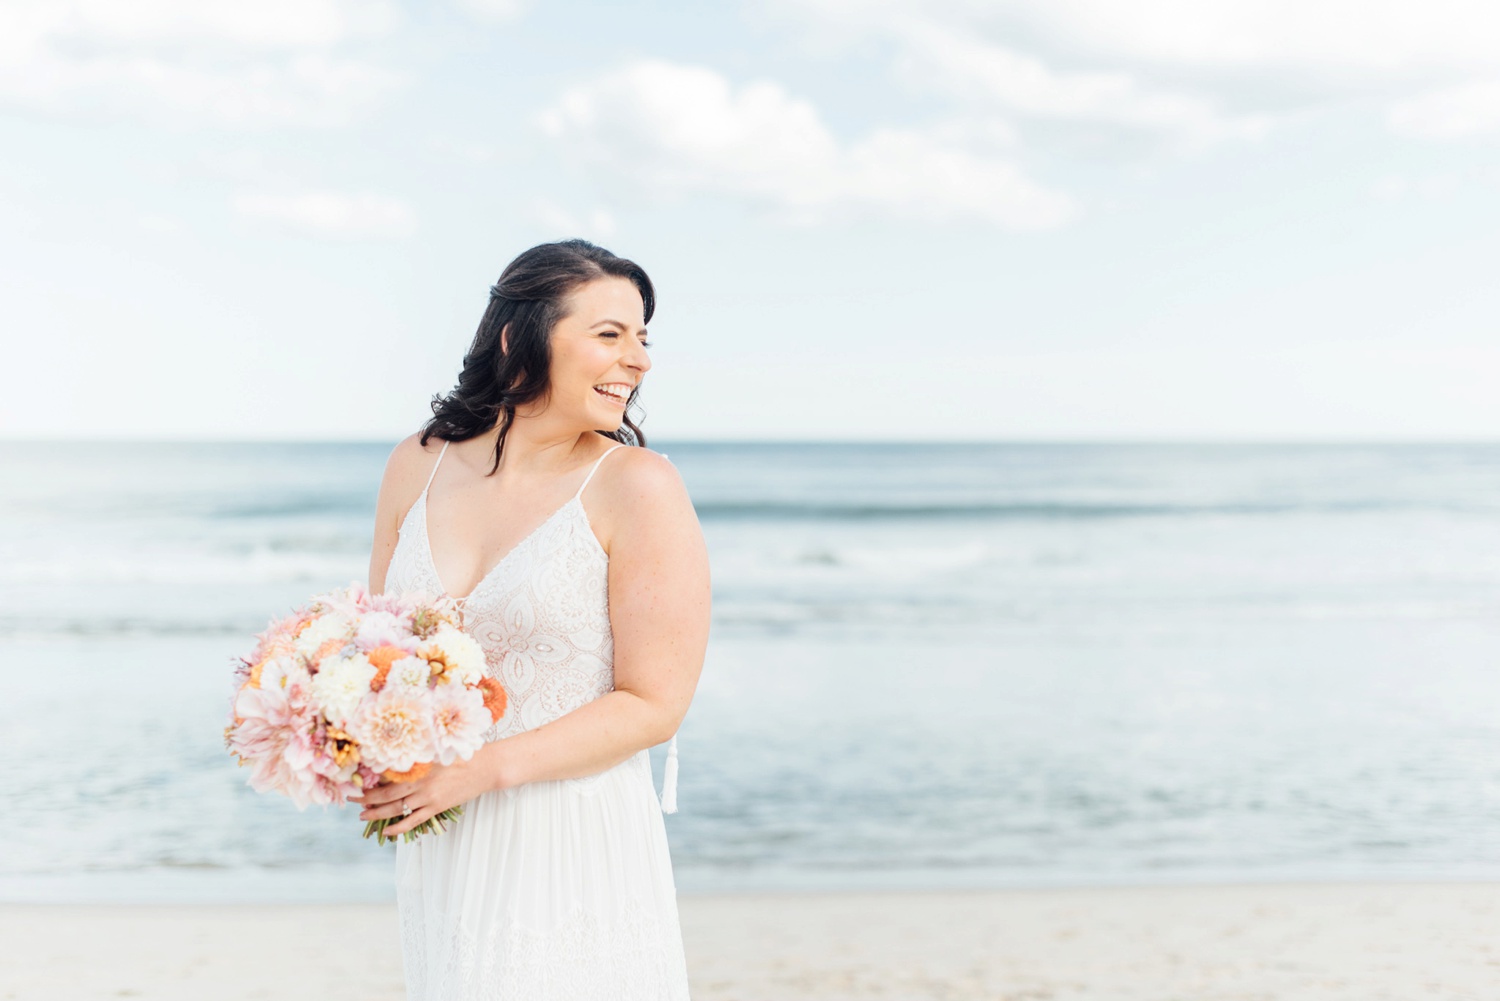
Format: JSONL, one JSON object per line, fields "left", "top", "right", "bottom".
{"left": 401, "top": 798, "right": 412, "bottom": 817}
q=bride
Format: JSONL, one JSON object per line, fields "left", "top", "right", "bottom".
{"left": 356, "top": 239, "right": 710, "bottom": 999}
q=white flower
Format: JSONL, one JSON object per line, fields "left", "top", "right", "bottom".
{"left": 258, "top": 655, "right": 312, "bottom": 694}
{"left": 429, "top": 624, "right": 486, "bottom": 685}
{"left": 429, "top": 684, "right": 489, "bottom": 765}
{"left": 385, "top": 655, "right": 433, "bottom": 693}
{"left": 310, "top": 654, "right": 377, "bottom": 727}
{"left": 347, "top": 687, "right": 435, "bottom": 774}
{"left": 293, "top": 613, "right": 353, "bottom": 660}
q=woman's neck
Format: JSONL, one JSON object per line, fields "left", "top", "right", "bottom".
{"left": 478, "top": 417, "right": 599, "bottom": 477}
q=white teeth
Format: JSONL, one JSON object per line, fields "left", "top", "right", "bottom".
{"left": 594, "top": 384, "right": 630, "bottom": 403}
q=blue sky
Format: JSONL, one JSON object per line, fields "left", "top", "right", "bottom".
{"left": 3, "top": 0, "right": 1498, "bottom": 441}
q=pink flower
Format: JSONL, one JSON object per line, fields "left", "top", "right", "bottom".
{"left": 354, "top": 610, "right": 416, "bottom": 653}
{"left": 429, "top": 684, "right": 490, "bottom": 765}
{"left": 294, "top": 718, "right": 362, "bottom": 801}
{"left": 247, "top": 610, "right": 307, "bottom": 666}
{"left": 230, "top": 671, "right": 323, "bottom": 808}
{"left": 366, "top": 590, "right": 421, "bottom": 616}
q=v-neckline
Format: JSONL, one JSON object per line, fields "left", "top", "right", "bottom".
{"left": 419, "top": 489, "right": 580, "bottom": 604}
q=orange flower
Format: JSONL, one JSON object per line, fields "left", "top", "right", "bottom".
{"left": 312, "top": 638, "right": 346, "bottom": 663}
{"left": 382, "top": 762, "right": 431, "bottom": 783}
{"left": 246, "top": 660, "right": 265, "bottom": 689}
{"left": 477, "top": 677, "right": 508, "bottom": 723}
{"left": 365, "top": 645, "right": 407, "bottom": 691}
{"left": 326, "top": 728, "right": 361, "bottom": 769}
{"left": 421, "top": 645, "right": 455, "bottom": 685}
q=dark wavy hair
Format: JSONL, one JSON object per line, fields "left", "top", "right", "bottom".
{"left": 419, "top": 239, "right": 654, "bottom": 475}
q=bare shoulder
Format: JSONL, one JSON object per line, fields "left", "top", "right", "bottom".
{"left": 386, "top": 431, "right": 445, "bottom": 480}
{"left": 591, "top": 445, "right": 699, "bottom": 543}
{"left": 600, "top": 445, "right": 688, "bottom": 502}
{"left": 376, "top": 432, "right": 447, "bottom": 522}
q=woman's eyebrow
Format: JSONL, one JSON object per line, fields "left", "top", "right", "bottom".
{"left": 591, "top": 318, "right": 648, "bottom": 335}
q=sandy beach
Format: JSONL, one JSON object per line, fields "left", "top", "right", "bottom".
{"left": 2, "top": 882, "right": 1497, "bottom": 1000}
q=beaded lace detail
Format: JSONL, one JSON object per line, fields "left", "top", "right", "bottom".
{"left": 390, "top": 486, "right": 613, "bottom": 735}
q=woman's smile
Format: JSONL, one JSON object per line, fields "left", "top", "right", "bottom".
{"left": 593, "top": 382, "right": 633, "bottom": 406}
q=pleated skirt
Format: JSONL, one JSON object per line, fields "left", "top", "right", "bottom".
{"left": 395, "top": 749, "right": 691, "bottom": 1000}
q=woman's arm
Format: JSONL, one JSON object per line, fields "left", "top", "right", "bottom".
{"left": 488, "top": 448, "right": 711, "bottom": 784}
{"left": 361, "top": 447, "right": 710, "bottom": 834}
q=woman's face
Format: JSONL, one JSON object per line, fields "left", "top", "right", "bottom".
{"left": 541, "top": 276, "right": 652, "bottom": 431}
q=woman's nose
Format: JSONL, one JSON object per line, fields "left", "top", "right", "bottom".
{"left": 628, "top": 341, "right": 651, "bottom": 373}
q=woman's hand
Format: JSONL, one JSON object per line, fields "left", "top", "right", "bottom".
{"left": 354, "top": 742, "right": 505, "bottom": 839}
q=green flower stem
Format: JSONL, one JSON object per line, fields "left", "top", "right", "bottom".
{"left": 362, "top": 805, "right": 467, "bottom": 845}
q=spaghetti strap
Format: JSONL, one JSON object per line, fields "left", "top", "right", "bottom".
{"left": 573, "top": 443, "right": 627, "bottom": 501}
{"left": 423, "top": 440, "right": 450, "bottom": 496}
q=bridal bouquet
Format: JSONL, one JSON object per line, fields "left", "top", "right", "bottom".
{"left": 224, "top": 582, "right": 507, "bottom": 843}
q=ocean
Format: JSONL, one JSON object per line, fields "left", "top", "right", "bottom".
{"left": 3, "top": 440, "right": 1499, "bottom": 902}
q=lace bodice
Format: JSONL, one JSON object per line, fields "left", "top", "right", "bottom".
{"left": 382, "top": 438, "right": 679, "bottom": 811}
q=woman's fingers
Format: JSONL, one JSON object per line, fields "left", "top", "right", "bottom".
{"left": 356, "top": 781, "right": 413, "bottom": 806}
{"left": 380, "top": 803, "right": 433, "bottom": 839}
{"left": 360, "top": 791, "right": 421, "bottom": 822}
{"left": 362, "top": 800, "right": 404, "bottom": 821}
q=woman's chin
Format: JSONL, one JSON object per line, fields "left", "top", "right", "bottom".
{"left": 592, "top": 411, "right": 625, "bottom": 432}
{"left": 589, "top": 402, "right": 627, "bottom": 428}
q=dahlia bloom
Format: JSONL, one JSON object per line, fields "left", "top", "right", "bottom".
{"left": 224, "top": 581, "right": 502, "bottom": 842}
{"left": 311, "top": 653, "right": 378, "bottom": 727}
{"left": 429, "top": 683, "right": 491, "bottom": 766}
{"left": 346, "top": 688, "right": 435, "bottom": 774}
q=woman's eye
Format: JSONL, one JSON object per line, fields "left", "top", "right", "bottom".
{"left": 641, "top": 340, "right": 653, "bottom": 349}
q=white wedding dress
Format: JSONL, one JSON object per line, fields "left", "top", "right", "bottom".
{"left": 381, "top": 438, "right": 690, "bottom": 1000}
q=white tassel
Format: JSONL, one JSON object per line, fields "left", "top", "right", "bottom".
{"left": 660, "top": 732, "right": 679, "bottom": 814}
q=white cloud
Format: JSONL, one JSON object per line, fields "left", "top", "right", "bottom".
{"left": 13, "top": 0, "right": 395, "bottom": 49}
{"left": 1389, "top": 80, "right": 1500, "bottom": 139}
{"left": 905, "top": 21, "right": 1267, "bottom": 144}
{"left": 768, "top": 0, "right": 1269, "bottom": 146}
{"left": 537, "top": 60, "right": 1077, "bottom": 230}
{"left": 232, "top": 190, "right": 418, "bottom": 239}
{"left": 994, "top": 0, "right": 1500, "bottom": 77}
{"left": 772, "top": 0, "right": 1500, "bottom": 145}
{"left": 0, "top": 0, "right": 399, "bottom": 125}
{"left": 454, "top": 0, "right": 529, "bottom": 22}
{"left": 1014, "top": 0, "right": 1500, "bottom": 143}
